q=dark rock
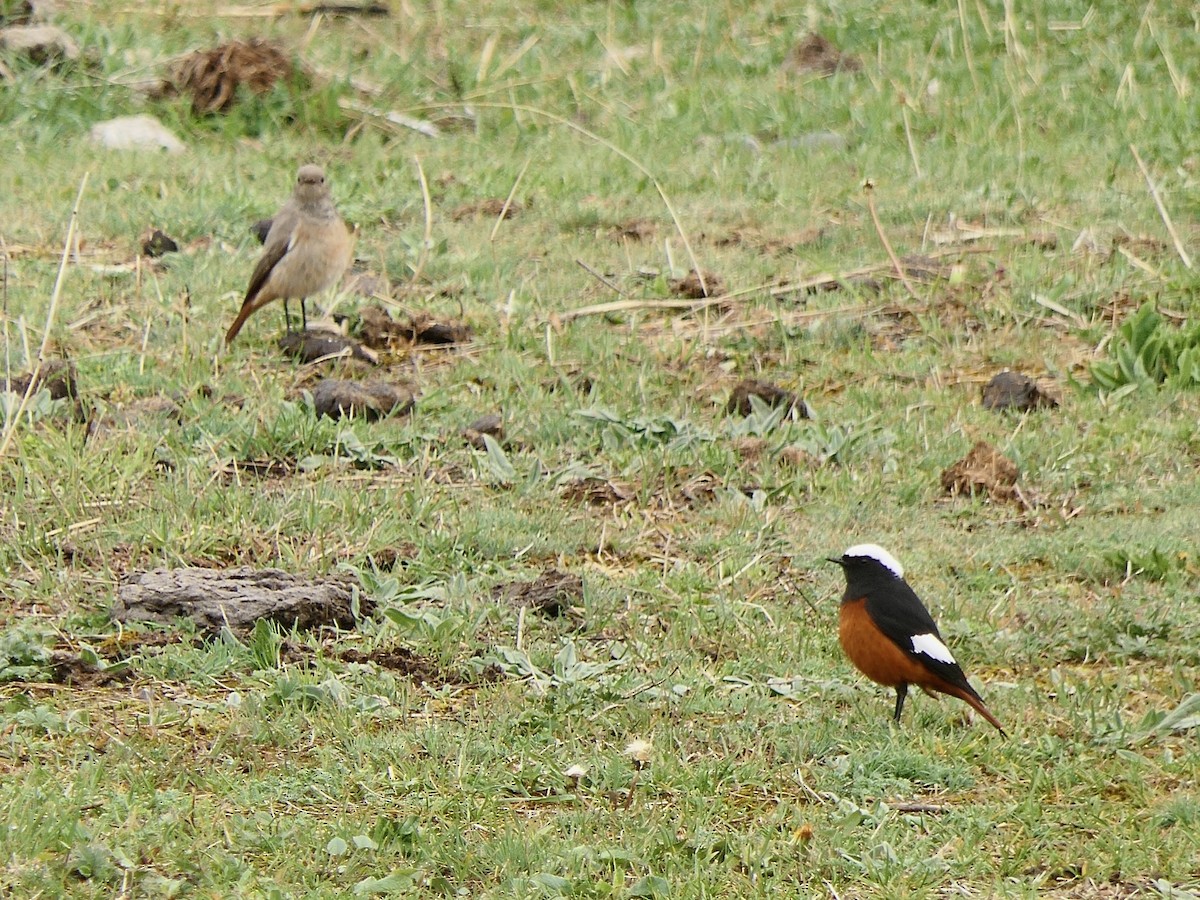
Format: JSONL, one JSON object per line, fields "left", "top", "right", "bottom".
{"left": 726, "top": 378, "right": 809, "bottom": 418}
{"left": 982, "top": 371, "right": 1058, "bottom": 412}
{"left": 141, "top": 228, "right": 179, "bottom": 258}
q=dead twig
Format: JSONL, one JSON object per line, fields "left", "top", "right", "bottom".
{"left": 575, "top": 259, "right": 627, "bottom": 297}
{"left": 863, "top": 179, "right": 921, "bottom": 302}
{"left": 339, "top": 97, "right": 440, "bottom": 138}
{"left": 1130, "top": 143, "right": 1192, "bottom": 269}
{"left": 490, "top": 156, "right": 530, "bottom": 243}
{"left": 409, "top": 155, "right": 434, "bottom": 286}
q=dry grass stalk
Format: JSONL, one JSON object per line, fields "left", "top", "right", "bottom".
{"left": 0, "top": 173, "right": 89, "bottom": 458}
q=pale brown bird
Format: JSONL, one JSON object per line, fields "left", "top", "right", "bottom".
{"left": 224, "top": 164, "right": 354, "bottom": 346}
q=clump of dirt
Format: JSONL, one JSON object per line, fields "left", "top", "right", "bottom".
{"left": 221, "top": 458, "right": 294, "bottom": 480}
{"left": 166, "top": 39, "right": 299, "bottom": 115}
{"left": 4, "top": 358, "right": 77, "bottom": 401}
{"left": 726, "top": 378, "right": 810, "bottom": 418}
{"left": 715, "top": 225, "right": 825, "bottom": 255}
{"left": 561, "top": 477, "right": 636, "bottom": 506}
{"left": 279, "top": 330, "right": 378, "bottom": 365}
{"left": 779, "top": 445, "right": 821, "bottom": 469}
{"left": 340, "top": 646, "right": 442, "bottom": 681}
{"left": 85, "top": 394, "right": 183, "bottom": 441}
{"left": 311, "top": 378, "right": 415, "bottom": 420}
{"left": 783, "top": 33, "right": 862, "bottom": 76}
{"left": 492, "top": 569, "right": 584, "bottom": 619}
{"left": 48, "top": 651, "right": 132, "bottom": 688}
{"left": 140, "top": 228, "right": 179, "bottom": 258}
{"left": 542, "top": 368, "right": 595, "bottom": 395}
{"left": 981, "top": 371, "right": 1059, "bottom": 412}
{"left": 114, "top": 567, "right": 369, "bottom": 636}
{"left": 562, "top": 470, "right": 734, "bottom": 510}
{"left": 3, "top": 359, "right": 84, "bottom": 422}
{"left": 671, "top": 269, "right": 724, "bottom": 299}
{"left": 364, "top": 542, "right": 419, "bottom": 570}
{"left": 462, "top": 413, "right": 504, "bottom": 450}
{"left": 408, "top": 316, "right": 471, "bottom": 344}
{"left": 358, "top": 305, "right": 473, "bottom": 349}
{"left": 940, "top": 441, "right": 1020, "bottom": 503}
{"left": 611, "top": 218, "right": 657, "bottom": 241}
{"left": 450, "top": 198, "right": 524, "bottom": 221}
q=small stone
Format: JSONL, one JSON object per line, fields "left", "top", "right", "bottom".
{"left": 89, "top": 115, "right": 185, "bottom": 154}
{"left": 0, "top": 24, "right": 78, "bottom": 64}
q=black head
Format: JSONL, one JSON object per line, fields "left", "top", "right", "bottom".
{"left": 829, "top": 543, "right": 908, "bottom": 603}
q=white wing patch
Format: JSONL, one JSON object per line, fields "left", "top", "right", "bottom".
{"left": 911, "top": 632, "right": 956, "bottom": 665}
{"left": 843, "top": 543, "right": 904, "bottom": 578}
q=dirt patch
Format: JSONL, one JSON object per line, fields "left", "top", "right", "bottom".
{"left": 561, "top": 477, "right": 637, "bottom": 506}
{"left": 4, "top": 358, "right": 78, "bottom": 401}
{"left": 940, "top": 441, "right": 1021, "bottom": 504}
{"left": 340, "top": 645, "right": 500, "bottom": 687}
{"left": 561, "top": 470, "right": 740, "bottom": 511}
{"left": 340, "top": 645, "right": 442, "bottom": 680}
{"left": 47, "top": 651, "right": 132, "bottom": 688}
{"left": 982, "top": 371, "right": 1059, "bottom": 412}
{"left": 311, "top": 378, "right": 415, "bottom": 420}
{"left": 670, "top": 269, "right": 725, "bottom": 299}
{"left": 492, "top": 569, "right": 584, "bottom": 619}
{"left": 450, "top": 198, "right": 524, "bottom": 221}
{"left": 220, "top": 458, "right": 294, "bottom": 480}
{"left": 363, "top": 543, "right": 419, "bottom": 570}
{"left": 611, "top": 218, "right": 657, "bottom": 241}
{"left": 713, "top": 225, "right": 824, "bottom": 255}
{"left": 3, "top": 359, "right": 84, "bottom": 422}
{"left": 779, "top": 445, "right": 821, "bottom": 469}
{"left": 166, "top": 39, "right": 299, "bottom": 115}
{"left": 113, "top": 567, "right": 368, "bottom": 636}
{"left": 782, "top": 33, "right": 862, "bottom": 76}
{"left": 726, "top": 378, "right": 809, "bottom": 418}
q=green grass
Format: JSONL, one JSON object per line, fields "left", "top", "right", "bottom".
{"left": 3, "top": 0, "right": 1200, "bottom": 896}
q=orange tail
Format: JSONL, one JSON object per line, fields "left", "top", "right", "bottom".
{"left": 941, "top": 683, "right": 1007, "bottom": 736}
{"left": 224, "top": 301, "right": 256, "bottom": 346}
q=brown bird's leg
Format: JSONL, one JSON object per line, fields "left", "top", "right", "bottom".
{"left": 300, "top": 298, "right": 308, "bottom": 332}
{"left": 283, "top": 298, "right": 293, "bottom": 333}
{"left": 894, "top": 683, "right": 909, "bottom": 723}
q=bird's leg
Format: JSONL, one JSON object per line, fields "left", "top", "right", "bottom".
{"left": 893, "top": 683, "right": 909, "bottom": 723}
{"left": 283, "top": 298, "right": 293, "bottom": 333}
{"left": 300, "top": 298, "right": 308, "bottom": 333}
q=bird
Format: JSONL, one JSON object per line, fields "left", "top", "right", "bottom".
{"left": 829, "top": 543, "right": 1006, "bottom": 735}
{"left": 224, "top": 164, "right": 354, "bottom": 346}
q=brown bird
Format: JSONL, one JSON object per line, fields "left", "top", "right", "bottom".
{"left": 830, "top": 544, "right": 1007, "bottom": 735}
{"left": 224, "top": 164, "right": 354, "bottom": 346}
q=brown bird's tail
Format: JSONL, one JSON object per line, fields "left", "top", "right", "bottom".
{"left": 943, "top": 683, "right": 1007, "bottom": 736}
{"left": 224, "top": 301, "right": 256, "bottom": 346}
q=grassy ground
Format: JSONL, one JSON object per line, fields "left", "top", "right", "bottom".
{"left": 2, "top": 0, "right": 1200, "bottom": 896}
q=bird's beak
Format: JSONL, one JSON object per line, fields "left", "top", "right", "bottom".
{"left": 826, "top": 556, "right": 846, "bottom": 567}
